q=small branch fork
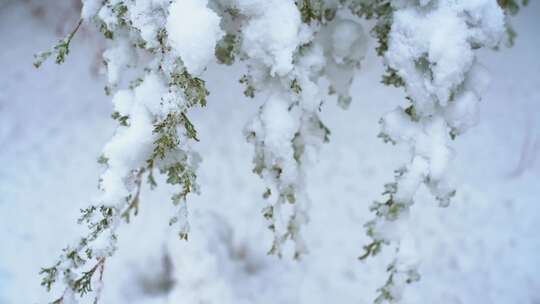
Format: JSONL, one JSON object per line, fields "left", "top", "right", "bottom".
{"left": 51, "top": 258, "right": 107, "bottom": 304}
{"left": 121, "top": 168, "right": 145, "bottom": 222}
{"left": 67, "top": 19, "right": 83, "bottom": 45}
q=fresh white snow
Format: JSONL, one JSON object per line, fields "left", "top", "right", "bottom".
{"left": 0, "top": 1, "right": 539, "bottom": 304}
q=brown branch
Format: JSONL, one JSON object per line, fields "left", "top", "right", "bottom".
{"left": 66, "top": 19, "right": 83, "bottom": 44}
{"left": 121, "top": 169, "right": 145, "bottom": 222}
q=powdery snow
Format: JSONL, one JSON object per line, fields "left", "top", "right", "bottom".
{"left": 166, "top": 0, "right": 223, "bottom": 75}
{"left": 1, "top": 1, "right": 539, "bottom": 304}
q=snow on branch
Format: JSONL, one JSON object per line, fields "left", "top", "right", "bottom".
{"left": 34, "top": 0, "right": 523, "bottom": 303}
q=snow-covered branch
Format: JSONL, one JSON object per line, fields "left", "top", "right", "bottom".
{"left": 34, "top": 0, "right": 523, "bottom": 302}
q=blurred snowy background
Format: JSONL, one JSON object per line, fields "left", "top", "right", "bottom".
{"left": 0, "top": 0, "right": 539, "bottom": 303}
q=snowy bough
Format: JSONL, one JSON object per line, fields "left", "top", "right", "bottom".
{"left": 34, "top": 0, "right": 525, "bottom": 303}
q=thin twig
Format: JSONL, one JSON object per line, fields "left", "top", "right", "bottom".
{"left": 66, "top": 19, "right": 83, "bottom": 44}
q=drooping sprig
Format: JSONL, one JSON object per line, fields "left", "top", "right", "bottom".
{"left": 34, "top": 19, "right": 83, "bottom": 68}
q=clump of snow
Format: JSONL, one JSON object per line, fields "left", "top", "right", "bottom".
{"left": 259, "top": 92, "right": 299, "bottom": 183}
{"left": 381, "top": 0, "right": 505, "bottom": 210}
{"left": 134, "top": 72, "right": 167, "bottom": 116}
{"left": 330, "top": 19, "right": 367, "bottom": 65}
{"left": 103, "top": 36, "right": 136, "bottom": 85}
{"left": 166, "top": 0, "right": 224, "bottom": 75}
{"left": 386, "top": 0, "right": 504, "bottom": 114}
{"left": 129, "top": 0, "right": 168, "bottom": 49}
{"left": 98, "top": 3, "right": 119, "bottom": 30}
{"left": 444, "top": 90, "right": 481, "bottom": 133}
{"left": 237, "top": 0, "right": 308, "bottom": 76}
{"left": 112, "top": 90, "right": 134, "bottom": 117}
{"left": 101, "top": 102, "right": 154, "bottom": 203}
{"left": 81, "top": 0, "right": 101, "bottom": 19}
{"left": 260, "top": 94, "right": 297, "bottom": 154}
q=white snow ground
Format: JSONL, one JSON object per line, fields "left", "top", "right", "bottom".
{"left": 0, "top": 1, "right": 539, "bottom": 304}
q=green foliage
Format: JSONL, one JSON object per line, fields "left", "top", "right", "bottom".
{"left": 377, "top": 131, "right": 396, "bottom": 145}
{"left": 97, "top": 155, "right": 109, "bottom": 166}
{"left": 498, "top": 0, "right": 528, "bottom": 16}
{"left": 65, "top": 248, "right": 85, "bottom": 268}
{"left": 129, "top": 77, "right": 144, "bottom": 89}
{"left": 166, "top": 162, "right": 197, "bottom": 203}
{"left": 296, "top": 0, "right": 336, "bottom": 24}
{"left": 497, "top": 0, "right": 528, "bottom": 48}
{"left": 71, "top": 258, "right": 106, "bottom": 298}
{"left": 51, "top": 298, "right": 63, "bottom": 304}
{"left": 262, "top": 188, "right": 272, "bottom": 199}
{"left": 156, "top": 28, "right": 169, "bottom": 52}
{"left": 111, "top": 111, "right": 129, "bottom": 126}
{"left": 346, "top": 0, "right": 393, "bottom": 56}
{"left": 262, "top": 205, "right": 274, "bottom": 221}
{"left": 73, "top": 268, "right": 95, "bottom": 295}
{"left": 404, "top": 104, "right": 418, "bottom": 121}
{"left": 121, "top": 173, "right": 143, "bottom": 223}
{"left": 318, "top": 119, "right": 331, "bottom": 143}
{"left": 146, "top": 110, "right": 200, "bottom": 240}
{"left": 34, "top": 20, "right": 83, "bottom": 68}
{"left": 449, "top": 129, "right": 457, "bottom": 140}
{"left": 359, "top": 176, "right": 409, "bottom": 261}
{"left": 36, "top": 2, "right": 209, "bottom": 302}
{"left": 40, "top": 204, "right": 114, "bottom": 301}
{"left": 215, "top": 34, "right": 239, "bottom": 65}
{"left": 292, "top": 133, "right": 305, "bottom": 163}
{"left": 96, "top": 2, "right": 129, "bottom": 40}
{"left": 505, "top": 25, "right": 518, "bottom": 47}
{"left": 290, "top": 79, "right": 302, "bottom": 94}
{"left": 170, "top": 71, "right": 209, "bottom": 107}
{"left": 148, "top": 111, "right": 199, "bottom": 171}
{"left": 346, "top": 0, "right": 390, "bottom": 19}
{"left": 39, "top": 266, "right": 58, "bottom": 291}
{"left": 373, "top": 261, "right": 420, "bottom": 304}
{"left": 112, "top": 2, "right": 128, "bottom": 20}
{"left": 381, "top": 67, "right": 405, "bottom": 88}
{"left": 370, "top": 198, "right": 406, "bottom": 221}
{"left": 86, "top": 207, "right": 114, "bottom": 243}
{"left": 371, "top": 20, "right": 392, "bottom": 56}
{"left": 239, "top": 74, "right": 256, "bottom": 98}
{"left": 358, "top": 239, "right": 383, "bottom": 261}
{"left": 99, "top": 21, "right": 114, "bottom": 40}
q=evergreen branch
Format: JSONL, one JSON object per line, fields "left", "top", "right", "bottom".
{"left": 34, "top": 19, "right": 83, "bottom": 68}
{"left": 121, "top": 169, "right": 145, "bottom": 223}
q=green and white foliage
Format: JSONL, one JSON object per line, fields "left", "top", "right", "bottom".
{"left": 497, "top": 0, "right": 529, "bottom": 47}
{"left": 238, "top": 0, "right": 368, "bottom": 259}
{"left": 36, "top": 0, "right": 219, "bottom": 302}
{"left": 34, "top": 0, "right": 518, "bottom": 303}
{"left": 358, "top": 0, "right": 509, "bottom": 303}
